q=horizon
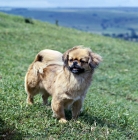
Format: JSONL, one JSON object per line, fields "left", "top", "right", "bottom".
{"left": 1, "top": 6, "right": 138, "bottom": 8}
{"left": 1, "top": 0, "right": 138, "bottom": 8}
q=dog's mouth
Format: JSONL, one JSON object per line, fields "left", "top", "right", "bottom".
{"left": 69, "top": 65, "right": 85, "bottom": 74}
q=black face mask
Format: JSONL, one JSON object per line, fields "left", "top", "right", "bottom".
{"left": 68, "top": 64, "right": 85, "bottom": 74}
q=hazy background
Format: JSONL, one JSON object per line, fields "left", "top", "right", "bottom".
{"left": 0, "top": 0, "right": 138, "bottom": 42}
{"left": 0, "top": 0, "right": 138, "bottom": 8}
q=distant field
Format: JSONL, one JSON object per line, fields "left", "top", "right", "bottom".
{"left": 1, "top": 7, "right": 138, "bottom": 35}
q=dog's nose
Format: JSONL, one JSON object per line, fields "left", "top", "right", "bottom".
{"left": 73, "top": 61, "right": 78, "bottom": 65}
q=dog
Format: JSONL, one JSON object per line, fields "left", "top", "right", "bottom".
{"left": 25, "top": 49, "right": 63, "bottom": 103}
{"left": 25, "top": 46, "right": 102, "bottom": 123}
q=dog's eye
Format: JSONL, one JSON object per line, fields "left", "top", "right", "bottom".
{"left": 69, "top": 59, "right": 73, "bottom": 62}
{"left": 80, "top": 60, "right": 86, "bottom": 63}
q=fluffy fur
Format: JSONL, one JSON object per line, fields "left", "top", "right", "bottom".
{"left": 25, "top": 46, "right": 102, "bottom": 123}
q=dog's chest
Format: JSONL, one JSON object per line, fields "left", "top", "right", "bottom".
{"left": 62, "top": 75, "right": 91, "bottom": 99}
{"left": 70, "top": 74, "right": 90, "bottom": 91}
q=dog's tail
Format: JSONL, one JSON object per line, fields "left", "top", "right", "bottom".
{"left": 34, "top": 49, "right": 63, "bottom": 64}
{"left": 33, "top": 53, "right": 43, "bottom": 63}
{"left": 32, "top": 49, "right": 63, "bottom": 76}
{"left": 33, "top": 62, "right": 46, "bottom": 76}
{"left": 32, "top": 54, "right": 45, "bottom": 75}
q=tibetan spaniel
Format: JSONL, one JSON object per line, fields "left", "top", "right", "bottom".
{"left": 25, "top": 46, "right": 102, "bottom": 123}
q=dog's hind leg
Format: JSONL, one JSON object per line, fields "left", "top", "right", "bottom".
{"left": 26, "top": 87, "right": 39, "bottom": 105}
{"left": 25, "top": 64, "right": 40, "bottom": 105}
{"left": 41, "top": 91, "right": 50, "bottom": 105}
{"left": 25, "top": 75, "right": 39, "bottom": 105}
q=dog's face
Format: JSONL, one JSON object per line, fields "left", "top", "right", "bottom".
{"left": 62, "top": 46, "right": 102, "bottom": 74}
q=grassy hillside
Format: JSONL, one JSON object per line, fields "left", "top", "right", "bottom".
{"left": 0, "top": 12, "right": 138, "bottom": 139}
{"left": 2, "top": 7, "right": 138, "bottom": 35}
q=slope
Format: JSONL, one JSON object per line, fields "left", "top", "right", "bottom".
{"left": 0, "top": 12, "right": 138, "bottom": 139}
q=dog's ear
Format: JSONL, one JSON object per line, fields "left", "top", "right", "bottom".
{"left": 62, "top": 46, "right": 82, "bottom": 65}
{"left": 88, "top": 52, "right": 102, "bottom": 69}
{"left": 62, "top": 51, "right": 69, "bottom": 66}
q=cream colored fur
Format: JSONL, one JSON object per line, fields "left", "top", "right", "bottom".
{"left": 25, "top": 46, "right": 102, "bottom": 123}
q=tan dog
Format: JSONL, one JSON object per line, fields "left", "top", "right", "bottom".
{"left": 25, "top": 49, "right": 63, "bottom": 104}
{"left": 25, "top": 46, "right": 102, "bottom": 123}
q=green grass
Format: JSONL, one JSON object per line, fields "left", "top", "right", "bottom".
{"left": 3, "top": 7, "right": 138, "bottom": 34}
{"left": 0, "top": 12, "right": 138, "bottom": 139}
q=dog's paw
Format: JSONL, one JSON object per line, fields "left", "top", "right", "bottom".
{"left": 59, "top": 118, "right": 68, "bottom": 123}
{"left": 26, "top": 101, "right": 33, "bottom": 105}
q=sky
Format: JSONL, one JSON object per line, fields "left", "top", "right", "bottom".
{"left": 0, "top": 0, "right": 138, "bottom": 8}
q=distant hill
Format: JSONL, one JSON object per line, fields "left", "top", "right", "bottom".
{"left": 1, "top": 7, "right": 138, "bottom": 41}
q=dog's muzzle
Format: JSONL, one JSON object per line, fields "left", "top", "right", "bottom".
{"left": 69, "top": 63, "right": 85, "bottom": 74}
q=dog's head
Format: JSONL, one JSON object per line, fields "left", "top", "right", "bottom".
{"left": 62, "top": 46, "right": 102, "bottom": 74}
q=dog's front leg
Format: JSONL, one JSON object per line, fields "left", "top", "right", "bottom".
{"left": 27, "top": 94, "right": 34, "bottom": 105}
{"left": 51, "top": 98, "right": 67, "bottom": 123}
{"left": 72, "top": 99, "right": 82, "bottom": 120}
